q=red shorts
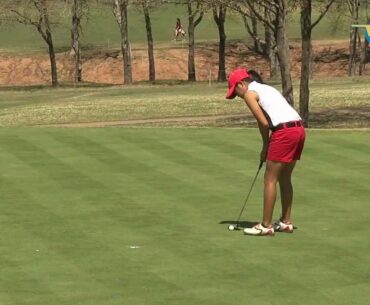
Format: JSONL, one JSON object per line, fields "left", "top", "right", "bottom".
{"left": 267, "top": 126, "right": 306, "bottom": 163}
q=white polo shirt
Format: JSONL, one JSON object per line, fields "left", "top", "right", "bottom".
{"left": 248, "top": 81, "right": 301, "bottom": 127}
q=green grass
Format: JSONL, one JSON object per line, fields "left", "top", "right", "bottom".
{"left": 0, "top": 127, "right": 369, "bottom": 305}
{"left": 0, "top": 78, "right": 369, "bottom": 127}
{"left": 0, "top": 3, "right": 367, "bottom": 53}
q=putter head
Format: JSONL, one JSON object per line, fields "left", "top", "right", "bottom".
{"left": 234, "top": 222, "right": 243, "bottom": 230}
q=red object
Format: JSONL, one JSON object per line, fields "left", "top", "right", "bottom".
{"left": 226, "top": 68, "right": 250, "bottom": 99}
{"left": 267, "top": 125, "right": 306, "bottom": 163}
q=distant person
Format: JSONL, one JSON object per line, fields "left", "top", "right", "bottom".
{"left": 174, "top": 18, "right": 185, "bottom": 40}
{"left": 226, "top": 68, "right": 306, "bottom": 236}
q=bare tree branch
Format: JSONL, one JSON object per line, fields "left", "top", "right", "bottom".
{"left": 311, "top": 0, "right": 336, "bottom": 29}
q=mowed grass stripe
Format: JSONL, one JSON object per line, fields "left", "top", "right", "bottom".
{"left": 303, "top": 133, "right": 370, "bottom": 183}
{"left": 40, "top": 130, "right": 215, "bottom": 232}
{"left": 116, "top": 128, "right": 264, "bottom": 196}
{"left": 0, "top": 129, "right": 369, "bottom": 305}
{"left": 296, "top": 144, "right": 369, "bottom": 227}
{"left": 0, "top": 139, "right": 154, "bottom": 304}
{"left": 0, "top": 174, "right": 71, "bottom": 305}
{"left": 288, "top": 134, "right": 370, "bottom": 287}
{"left": 49, "top": 131, "right": 241, "bottom": 213}
{"left": 47, "top": 128, "right": 368, "bottom": 300}
{"left": 308, "top": 130, "right": 370, "bottom": 156}
{"left": 49, "top": 132, "right": 290, "bottom": 304}
{"left": 13, "top": 130, "right": 204, "bottom": 241}
{"left": 111, "top": 130, "right": 265, "bottom": 224}
{"left": 0, "top": 132, "right": 201, "bottom": 304}
{"left": 43, "top": 130, "right": 296, "bottom": 302}
{"left": 118, "top": 132, "right": 259, "bottom": 191}
{"left": 43, "top": 131, "right": 250, "bottom": 270}
{"left": 0, "top": 179, "right": 121, "bottom": 304}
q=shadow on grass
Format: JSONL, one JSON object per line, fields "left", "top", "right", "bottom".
{"left": 0, "top": 82, "right": 119, "bottom": 91}
{"left": 219, "top": 220, "right": 258, "bottom": 229}
{"left": 220, "top": 220, "right": 299, "bottom": 230}
{"left": 0, "top": 79, "right": 212, "bottom": 92}
{"left": 310, "top": 106, "right": 370, "bottom": 128}
{"left": 214, "top": 106, "right": 370, "bottom": 129}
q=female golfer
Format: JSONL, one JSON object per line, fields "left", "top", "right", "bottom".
{"left": 226, "top": 68, "right": 305, "bottom": 236}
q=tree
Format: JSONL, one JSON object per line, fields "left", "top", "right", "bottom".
{"left": 263, "top": 6, "right": 279, "bottom": 79}
{"left": 329, "top": 0, "right": 370, "bottom": 76}
{"left": 226, "top": 0, "right": 295, "bottom": 104}
{"left": 359, "top": 1, "right": 369, "bottom": 74}
{"left": 69, "top": 0, "right": 88, "bottom": 83}
{"left": 113, "top": 0, "right": 133, "bottom": 84}
{"left": 234, "top": 2, "right": 279, "bottom": 79}
{"left": 133, "top": 0, "right": 161, "bottom": 82}
{"left": 246, "top": 0, "right": 295, "bottom": 106}
{"left": 299, "top": 0, "right": 335, "bottom": 127}
{"left": 213, "top": 4, "right": 227, "bottom": 81}
{"left": 241, "top": 12, "right": 264, "bottom": 54}
{"left": 186, "top": 0, "right": 205, "bottom": 81}
{"left": 348, "top": 0, "right": 361, "bottom": 76}
{"left": 2, "top": 0, "right": 59, "bottom": 86}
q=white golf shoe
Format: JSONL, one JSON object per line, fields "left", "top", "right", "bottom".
{"left": 244, "top": 223, "right": 275, "bottom": 236}
{"left": 273, "top": 219, "right": 294, "bottom": 233}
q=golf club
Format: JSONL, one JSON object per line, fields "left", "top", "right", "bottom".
{"left": 228, "top": 161, "right": 263, "bottom": 231}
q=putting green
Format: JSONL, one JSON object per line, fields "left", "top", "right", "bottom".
{"left": 0, "top": 128, "right": 369, "bottom": 305}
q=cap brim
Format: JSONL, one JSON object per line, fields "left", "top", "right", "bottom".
{"left": 226, "top": 85, "right": 236, "bottom": 99}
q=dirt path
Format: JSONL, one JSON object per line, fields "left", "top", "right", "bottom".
{"left": 39, "top": 107, "right": 370, "bottom": 128}
{"left": 39, "top": 114, "right": 250, "bottom": 128}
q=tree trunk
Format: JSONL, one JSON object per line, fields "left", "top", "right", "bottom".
{"left": 251, "top": 15, "right": 260, "bottom": 52}
{"left": 299, "top": 0, "right": 312, "bottom": 127}
{"left": 46, "top": 33, "right": 58, "bottom": 87}
{"left": 114, "top": 0, "right": 132, "bottom": 85}
{"left": 121, "top": 3, "right": 132, "bottom": 84}
{"left": 358, "top": 33, "right": 363, "bottom": 75}
{"left": 275, "top": 2, "right": 294, "bottom": 106}
{"left": 349, "top": 27, "right": 359, "bottom": 76}
{"left": 213, "top": 5, "right": 227, "bottom": 82}
{"left": 187, "top": 2, "right": 203, "bottom": 82}
{"left": 187, "top": 4, "right": 196, "bottom": 81}
{"left": 263, "top": 8, "right": 278, "bottom": 79}
{"left": 143, "top": 4, "right": 155, "bottom": 82}
{"left": 37, "top": 0, "right": 58, "bottom": 87}
{"left": 348, "top": 0, "right": 359, "bottom": 76}
{"left": 242, "top": 15, "right": 263, "bottom": 54}
{"left": 71, "top": 0, "right": 82, "bottom": 83}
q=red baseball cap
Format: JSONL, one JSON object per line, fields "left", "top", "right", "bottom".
{"left": 226, "top": 68, "right": 250, "bottom": 99}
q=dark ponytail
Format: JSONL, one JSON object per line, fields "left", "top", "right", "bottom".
{"left": 247, "top": 69, "right": 264, "bottom": 84}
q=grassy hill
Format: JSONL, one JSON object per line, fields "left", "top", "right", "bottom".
{"left": 0, "top": 3, "right": 366, "bottom": 53}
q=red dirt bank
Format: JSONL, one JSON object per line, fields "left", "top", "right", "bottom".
{"left": 0, "top": 41, "right": 367, "bottom": 86}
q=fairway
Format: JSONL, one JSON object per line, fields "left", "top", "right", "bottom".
{"left": 0, "top": 128, "right": 369, "bottom": 305}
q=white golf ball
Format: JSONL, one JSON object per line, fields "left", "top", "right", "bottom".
{"left": 228, "top": 225, "right": 235, "bottom": 231}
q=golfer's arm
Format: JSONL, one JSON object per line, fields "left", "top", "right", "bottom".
{"left": 243, "top": 91, "right": 270, "bottom": 146}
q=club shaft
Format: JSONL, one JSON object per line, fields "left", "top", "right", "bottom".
{"left": 235, "top": 161, "right": 263, "bottom": 227}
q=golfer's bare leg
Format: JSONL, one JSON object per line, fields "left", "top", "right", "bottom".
{"left": 262, "top": 161, "right": 284, "bottom": 226}
{"left": 278, "top": 161, "right": 296, "bottom": 224}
